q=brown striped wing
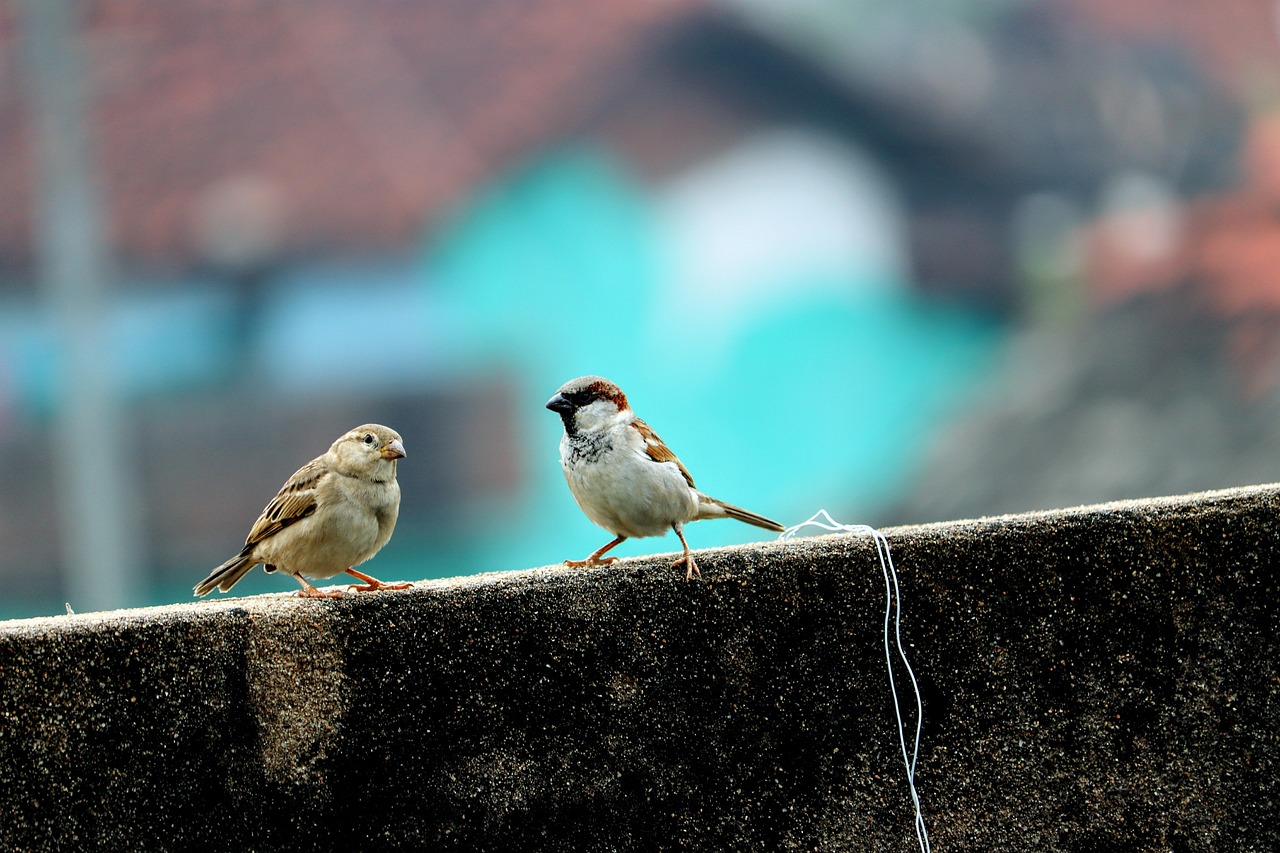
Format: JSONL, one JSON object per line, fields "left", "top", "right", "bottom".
{"left": 633, "top": 418, "right": 695, "bottom": 489}
{"left": 242, "top": 458, "right": 324, "bottom": 549}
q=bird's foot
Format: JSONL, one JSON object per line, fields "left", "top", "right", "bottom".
{"left": 295, "top": 586, "right": 344, "bottom": 599}
{"left": 344, "top": 568, "right": 412, "bottom": 592}
{"left": 565, "top": 556, "right": 620, "bottom": 569}
{"left": 672, "top": 555, "right": 701, "bottom": 581}
{"left": 348, "top": 580, "right": 413, "bottom": 592}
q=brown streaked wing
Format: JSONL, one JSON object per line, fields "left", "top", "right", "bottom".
{"left": 633, "top": 418, "right": 695, "bottom": 488}
{"left": 243, "top": 459, "right": 325, "bottom": 547}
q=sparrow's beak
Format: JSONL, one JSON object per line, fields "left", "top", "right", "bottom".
{"left": 546, "top": 393, "right": 572, "bottom": 414}
{"left": 381, "top": 439, "right": 406, "bottom": 460}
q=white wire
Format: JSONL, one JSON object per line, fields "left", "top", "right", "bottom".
{"left": 780, "top": 510, "right": 931, "bottom": 853}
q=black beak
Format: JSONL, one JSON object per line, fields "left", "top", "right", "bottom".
{"left": 546, "top": 393, "right": 573, "bottom": 414}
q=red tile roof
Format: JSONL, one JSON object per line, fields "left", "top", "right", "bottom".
{"left": 0, "top": 0, "right": 699, "bottom": 271}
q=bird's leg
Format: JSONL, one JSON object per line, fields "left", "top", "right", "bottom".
{"left": 292, "top": 574, "right": 344, "bottom": 599}
{"left": 566, "top": 535, "right": 627, "bottom": 568}
{"left": 671, "top": 524, "right": 700, "bottom": 581}
{"left": 345, "top": 567, "right": 413, "bottom": 592}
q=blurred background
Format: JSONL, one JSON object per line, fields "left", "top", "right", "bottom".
{"left": 2, "top": 0, "right": 1279, "bottom": 618}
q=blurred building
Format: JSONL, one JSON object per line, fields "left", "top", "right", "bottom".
{"left": 897, "top": 0, "right": 1280, "bottom": 521}
{"left": 0, "top": 0, "right": 1274, "bottom": 615}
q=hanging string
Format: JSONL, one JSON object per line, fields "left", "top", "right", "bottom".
{"left": 780, "top": 510, "right": 930, "bottom": 853}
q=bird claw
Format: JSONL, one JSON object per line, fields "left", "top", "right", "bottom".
{"left": 295, "top": 587, "right": 344, "bottom": 599}
{"left": 348, "top": 580, "right": 413, "bottom": 593}
{"left": 343, "top": 568, "right": 411, "bottom": 592}
{"left": 672, "top": 556, "right": 701, "bottom": 581}
{"left": 565, "top": 556, "right": 620, "bottom": 569}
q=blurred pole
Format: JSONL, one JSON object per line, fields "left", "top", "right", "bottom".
{"left": 19, "top": 0, "right": 142, "bottom": 610}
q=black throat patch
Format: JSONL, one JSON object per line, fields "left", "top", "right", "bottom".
{"left": 564, "top": 430, "right": 611, "bottom": 465}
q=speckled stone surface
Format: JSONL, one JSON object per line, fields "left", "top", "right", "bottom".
{"left": 2, "top": 486, "right": 1279, "bottom": 851}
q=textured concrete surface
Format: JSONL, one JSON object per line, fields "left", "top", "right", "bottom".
{"left": 2, "top": 486, "right": 1278, "bottom": 851}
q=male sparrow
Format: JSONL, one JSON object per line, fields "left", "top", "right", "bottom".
{"left": 546, "top": 376, "right": 784, "bottom": 580}
{"left": 194, "top": 424, "right": 410, "bottom": 599}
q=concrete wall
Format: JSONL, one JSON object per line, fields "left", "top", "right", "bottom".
{"left": 2, "top": 486, "right": 1278, "bottom": 851}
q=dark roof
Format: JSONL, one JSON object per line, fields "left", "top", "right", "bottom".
{"left": 1069, "top": 0, "right": 1280, "bottom": 96}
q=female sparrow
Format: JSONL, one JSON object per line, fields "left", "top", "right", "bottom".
{"left": 546, "top": 376, "right": 784, "bottom": 580}
{"left": 194, "top": 424, "right": 411, "bottom": 599}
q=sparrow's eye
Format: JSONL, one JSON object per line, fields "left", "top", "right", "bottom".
{"left": 362, "top": 433, "right": 376, "bottom": 446}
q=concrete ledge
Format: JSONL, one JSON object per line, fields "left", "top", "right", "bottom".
{"left": 3, "top": 486, "right": 1279, "bottom": 850}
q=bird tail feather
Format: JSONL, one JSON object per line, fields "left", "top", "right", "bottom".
{"left": 193, "top": 551, "right": 257, "bottom": 597}
{"left": 697, "top": 495, "right": 785, "bottom": 532}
